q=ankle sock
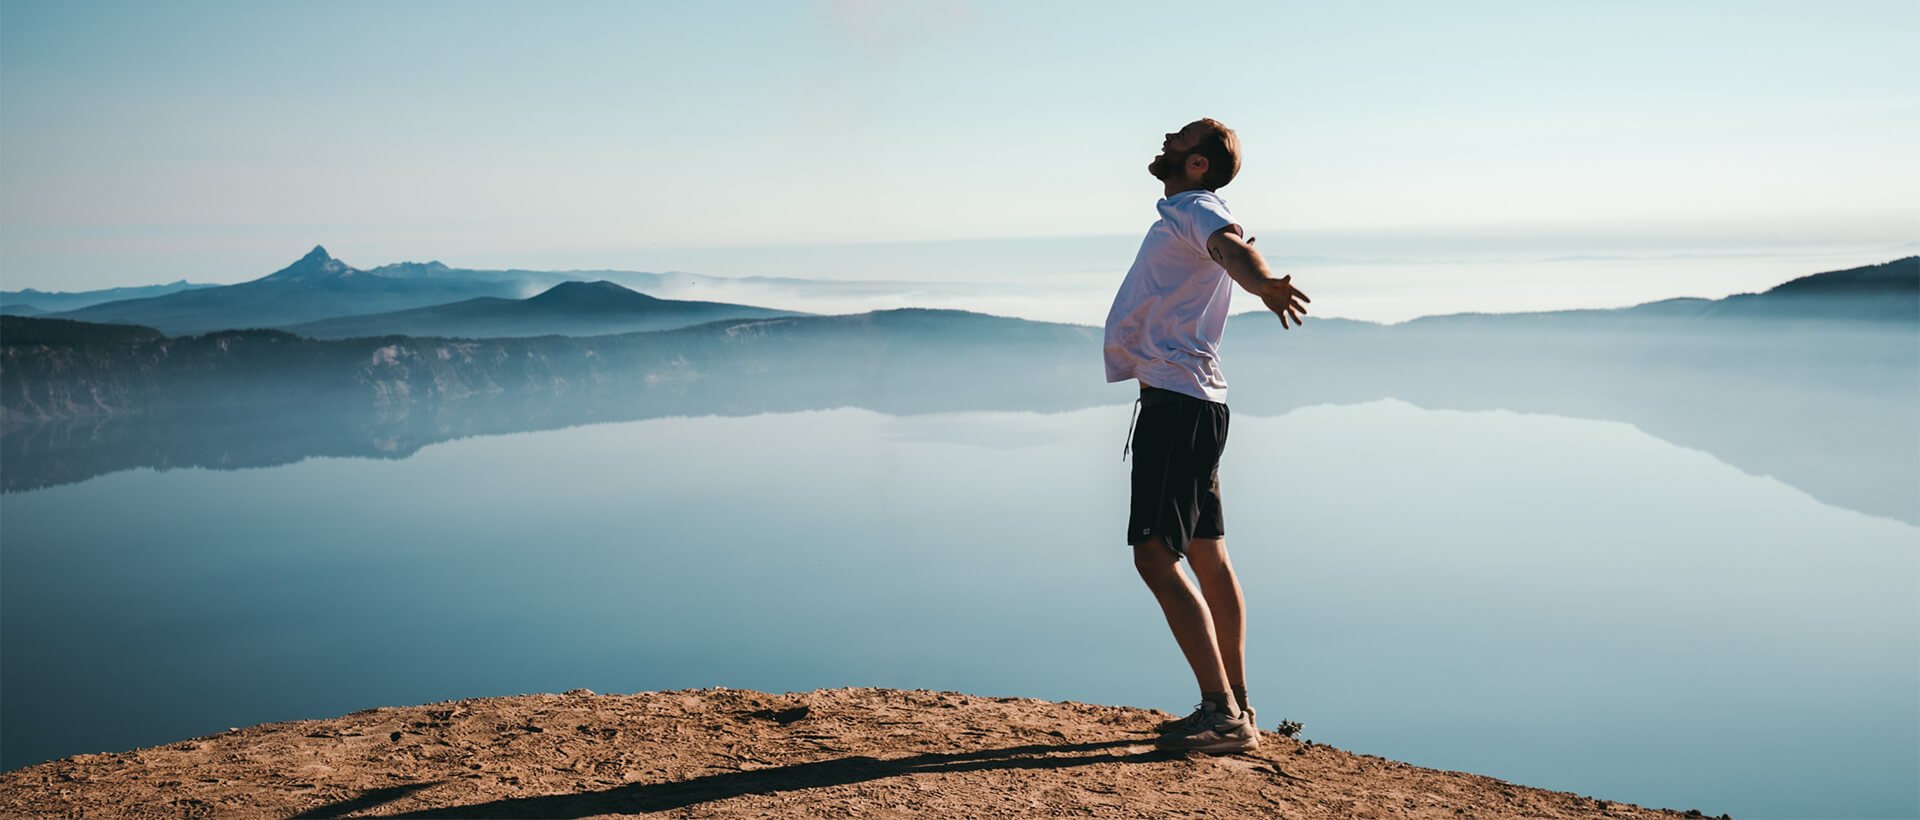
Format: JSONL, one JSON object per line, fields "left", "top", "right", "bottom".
{"left": 1231, "top": 684, "right": 1250, "bottom": 713}
{"left": 1201, "top": 691, "right": 1239, "bottom": 717}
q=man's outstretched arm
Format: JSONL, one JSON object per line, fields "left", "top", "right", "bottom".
{"left": 1207, "top": 227, "right": 1311, "bottom": 328}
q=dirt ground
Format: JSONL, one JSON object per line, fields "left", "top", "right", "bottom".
{"left": 1, "top": 686, "right": 1735, "bottom": 818}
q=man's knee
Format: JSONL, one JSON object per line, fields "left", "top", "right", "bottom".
{"left": 1133, "top": 537, "right": 1183, "bottom": 579}
{"left": 1187, "top": 536, "right": 1229, "bottom": 569}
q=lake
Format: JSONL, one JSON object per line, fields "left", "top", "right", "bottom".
{"left": 2, "top": 399, "right": 1915, "bottom": 819}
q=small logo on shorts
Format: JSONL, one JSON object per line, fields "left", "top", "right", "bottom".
{"left": 1139, "top": 527, "right": 1152, "bottom": 535}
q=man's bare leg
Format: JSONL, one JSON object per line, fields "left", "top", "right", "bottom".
{"left": 1185, "top": 537, "right": 1246, "bottom": 692}
{"left": 1133, "top": 536, "right": 1232, "bottom": 697}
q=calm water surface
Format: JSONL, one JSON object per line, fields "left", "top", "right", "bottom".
{"left": 3, "top": 400, "right": 1915, "bottom": 818}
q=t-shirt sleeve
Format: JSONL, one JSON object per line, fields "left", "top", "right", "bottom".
{"left": 1174, "top": 195, "right": 1238, "bottom": 256}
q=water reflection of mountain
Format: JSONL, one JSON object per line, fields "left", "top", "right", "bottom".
{"left": 1226, "top": 316, "right": 1917, "bottom": 526}
{"left": 0, "top": 309, "right": 1109, "bottom": 491}
{"left": 3, "top": 258, "right": 1915, "bottom": 525}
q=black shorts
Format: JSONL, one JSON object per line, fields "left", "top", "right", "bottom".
{"left": 1125, "top": 385, "right": 1229, "bottom": 558}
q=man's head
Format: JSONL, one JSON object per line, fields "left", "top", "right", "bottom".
{"left": 1148, "top": 118, "right": 1240, "bottom": 191}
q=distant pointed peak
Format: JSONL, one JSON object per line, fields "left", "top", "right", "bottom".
{"left": 260, "top": 244, "right": 353, "bottom": 282}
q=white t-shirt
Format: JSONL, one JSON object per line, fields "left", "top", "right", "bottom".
{"left": 1103, "top": 189, "right": 1239, "bottom": 403}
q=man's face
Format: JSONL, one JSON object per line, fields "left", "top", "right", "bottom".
{"left": 1148, "top": 121, "right": 1208, "bottom": 181}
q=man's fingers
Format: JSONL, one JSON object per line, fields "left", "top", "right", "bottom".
{"left": 1272, "top": 274, "right": 1311, "bottom": 304}
{"left": 1263, "top": 290, "right": 1306, "bottom": 328}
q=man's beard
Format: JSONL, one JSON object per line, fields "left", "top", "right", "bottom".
{"left": 1147, "top": 149, "right": 1185, "bottom": 181}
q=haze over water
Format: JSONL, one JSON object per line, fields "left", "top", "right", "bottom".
{"left": 491, "top": 235, "right": 1916, "bottom": 326}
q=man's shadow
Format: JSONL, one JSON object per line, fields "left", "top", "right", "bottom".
{"left": 291, "top": 736, "right": 1199, "bottom": 819}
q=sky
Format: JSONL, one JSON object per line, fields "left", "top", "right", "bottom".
{"left": 1, "top": 0, "right": 1915, "bottom": 309}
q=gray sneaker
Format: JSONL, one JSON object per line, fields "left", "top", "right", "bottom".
{"left": 1156, "top": 702, "right": 1256, "bottom": 735}
{"left": 1154, "top": 700, "right": 1259, "bottom": 753}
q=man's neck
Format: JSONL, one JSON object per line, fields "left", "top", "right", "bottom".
{"left": 1162, "top": 180, "right": 1208, "bottom": 198}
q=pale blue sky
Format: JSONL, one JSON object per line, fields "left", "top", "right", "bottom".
{"left": 2, "top": 0, "right": 1915, "bottom": 292}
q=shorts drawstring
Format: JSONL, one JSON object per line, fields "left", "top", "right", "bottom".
{"left": 1122, "top": 397, "right": 1142, "bottom": 461}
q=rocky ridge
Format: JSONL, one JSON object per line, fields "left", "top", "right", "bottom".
{"left": 0, "top": 686, "right": 1732, "bottom": 819}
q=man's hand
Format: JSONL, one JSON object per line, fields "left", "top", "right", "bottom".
{"left": 1257, "top": 276, "right": 1310, "bottom": 328}
{"left": 1207, "top": 229, "right": 1312, "bottom": 328}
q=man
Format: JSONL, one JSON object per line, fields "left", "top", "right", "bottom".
{"left": 1103, "top": 118, "right": 1309, "bottom": 754}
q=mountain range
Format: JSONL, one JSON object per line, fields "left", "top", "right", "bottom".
{"left": 1389, "top": 255, "right": 1918, "bottom": 328}
{"left": 13, "top": 246, "right": 801, "bottom": 338}
{"left": 0, "top": 280, "right": 221, "bottom": 315}
{"left": 2, "top": 246, "right": 920, "bottom": 337}
{"left": 279, "top": 279, "right": 803, "bottom": 340}
{"left": 23, "top": 247, "right": 528, "bottom": 335}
